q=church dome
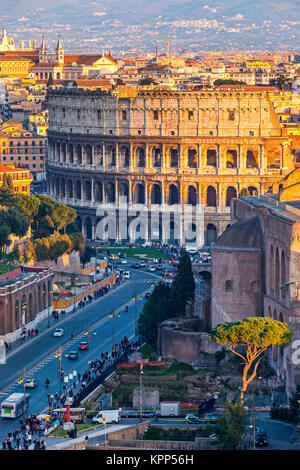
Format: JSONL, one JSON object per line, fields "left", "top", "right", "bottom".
{"left": 214, "top": 216, "right": 263, "bottom": 249}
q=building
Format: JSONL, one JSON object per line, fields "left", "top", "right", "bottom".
{"left": 0, "top": 80, "right": 10, "bottom": 121}
{"left": 210, "top": 168, "right": 300, "bottom": 396}
{"left": 0, "top": 266, "right": 54, "bottom": 344}
{"left": 0, "top": 163, "right": 32, "bottom": 194}
{"left": 46, "top": 85, "right": 295, "bottom": 246}
{"left": 0, "top": 120, "right": 46, "bottom": 180}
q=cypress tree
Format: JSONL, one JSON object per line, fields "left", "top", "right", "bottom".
{"left": 168, "top": 249, "right": 196, "bottom": 316}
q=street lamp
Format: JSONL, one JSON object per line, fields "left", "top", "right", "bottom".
{"left": 54, "top": 346, "right": 63, "bottom": 395}
{"left": 280, "top": 280, "right": 300, "bottom": 301}
{"left": 84, "top": 328, "right": 96, "bottom": 362}
{"left": 109, "top": 312, "right": 121, "bottom": 354}
{"left": 139, "top": 362, "right": 144, "bottom": 422}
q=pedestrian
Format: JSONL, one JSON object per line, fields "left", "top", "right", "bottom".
{"left": 35, "top": 328, "right": 38, "bottom": 336}
{"left": 7, "top": 438, "right": 12, "bottom": 450}
{"left": 2, "top": 439, "right": 7, "bottom": 450}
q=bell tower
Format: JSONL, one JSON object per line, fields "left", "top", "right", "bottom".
{"left": 55, "top": 35, "right": 64, "bottom": 65}
{"left": 39, "top": 35, "right": 47, "bottom": 63}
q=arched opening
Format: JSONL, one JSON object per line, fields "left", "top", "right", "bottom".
{"left": 246, "top": 150, "right": 258, "bottom": 168}
{"left": 85, "top": 217, "right": 93, "bottom": 240}
{"left": 151, "top": 184, "right": 162, "bottom": 205}
{"left": 206, "top": 149, "right": 217, "bottom": 167}
{"left": 225, "top": 280, "right": 233, "bottom": 292}
{"left": 280, "top": 251, "right": 286, "bottom": 298}
{"left": 75, "top": 216, "right": 82, "bottom": 233}
{"left": 226, "top": 150, "right": 237, "bottom": 168}
{"left": 170, "top": 148, "right": 179, "bottom": 167}
{"left": 107, "top": 145, "right": 116, "bottom": 167}
{"left": 69, "top": 144, "right": 74, "bottom": 164}
{"left": 67, "top": 180, "right": 73, "bottom": 199}
{"left": 62, "top": 143, "right": 66, "bottom": 163}
{"left": 85, "top": 145, "right": 93, "bottom": 165}
{"left": 60, "top": 178, "right": 65, "bottom": 198}
{"left": 106, "top": 182, "right": 115, "bottom": 203}
{"left": 275, "top": 247, "right": 280, "bottom": 295}
{"left": 152, "top": 147, "right": 161, "bottom": 167}
{"left": 134, "top": 184, "right": 145, "bottom": 204}
{"left": 187, "top": 148, "right": 197, "bottom": 168}
{"left": 94, "top": 181, "right": 103, "bottom": 203}
{"left": 15, "top": 300, "right": 19, "bottom": 330}
{"left": 136, "top": 147, "right": 145, "bottom": 167}
{"left": 270, "top": 245, "right": 274, "bottom": 291}
{"left": 206, "top": 223, "right": 217, "bottom": 244}
{"left": 248, "top": 186, "right": 258, "bottom": 196}
{"left": 187, "top": 186, "right": 197, "bottom": 206}
{"left": 56, "top": 142, "right": 61, "bottom": 162}
{"left": 119, "top": 146, "right": 130, "bottom": 168}
{"left": 75, "top": 180, "right": 81, "bottom": 200}
{"left": 56, "top": 177, "right": 60, "bottom": 197}
{"left": 75, "top": 144, "right": 82, "bottom": 164}
{"left": 206, "top": 186, "right": 216, "bottom": 207}
{"left": 169, "top": 184, "right": 179, "bottom": 205}
{"left": 84, "top": 180, "right": 91, "bottom": 201}
{"left": 226, "top": 186, "right": 237, "bottom": 206}
{"left": 119, "top": 182, "right": 129, "bottom": 202}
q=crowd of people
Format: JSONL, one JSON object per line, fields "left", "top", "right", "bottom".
{"left": 2, "top": 414, "right": 48, "bottom": 450}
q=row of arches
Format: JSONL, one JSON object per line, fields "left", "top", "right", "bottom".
{"left": 49, "top": 140, "right": 283, "bottom": 171}
{"left": 51, "top": 176, "right": 259, "bottom": 207}
{"left": 0, "top": 280, "right": 52, "bottom": 335}
{"left": 269, "top": 245, "right": 287, "bottom": 298}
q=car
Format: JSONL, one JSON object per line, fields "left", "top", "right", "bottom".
{"left": 53, "top": 328, "right": 64, "bottom": 337}
{"left": 201, "top": 413, "right": 220, "bottom": 424}
{"left": 24, "top": 378, "right": 37, "bottom": 389}
{"left": 149, "top": 265, "right": 156, "bottom": 272}
{"left": 255, "top": 432, "right": 268, "bottom": 447}
{"left": 120, "top": 259, "right": 127, "bottom": 264}
{"left": 185, "top": 414, "right": 200, "bottom": 424}
{"left": 140, "top": 262, "right": 146, "bottom": 267}
{"left": 67, "top": 351, "right": 79, "bottom": 360}
{"left": 145, "top": 292, "right": 151, "bottom": 298}
{"left": 78, "top": 341, "right": 89, "bottom": 351}
{"left": 156, "top": 265, "right": 163, "bottom": 271}
{"left": 131, "top": 263, "right": 141, "bottom": 269}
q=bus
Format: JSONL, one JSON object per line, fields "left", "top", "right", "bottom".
{"left": 1, "top": 393, "right": 30, "bottom": 419}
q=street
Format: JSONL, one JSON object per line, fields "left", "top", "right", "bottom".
{"left": 0, "top": 265, "right": 166, "bottom": 443}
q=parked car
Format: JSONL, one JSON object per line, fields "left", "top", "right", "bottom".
{"left": 131, "top": 263, "right": 141, "bottom": 269}
{"left": 24, "top": 378, "right": 37, "bottom": 389}
{"left": 53, "top": 328, "right": 64, "bottom": 337}
{"left": 185, "top": 414, "right": 200, "bottom": 424}
{"left": 149, "top": 265, "right": 156, "bottom": 272}
{"left": 201, "top": 413, "right": 220, "bottom": 424}
{"left": 67, "top": 351, "right": 79, "bottom": 360}
{"left": 140, "top": 262, "right": 146, "bottom": 267}
{"left": 255, "top": 432, "right": 268, "bottom": 447}
{"left": 78, "top": 341, "right": 89, "bottom": 351}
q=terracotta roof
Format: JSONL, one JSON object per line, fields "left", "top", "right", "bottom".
{"left": 64, "top": 54, "right": 117, "bottom": 65}
{"left": 214, "top": 84, "right": 279, "bottom": 92}
{"left": 215, "top": 216, "right": 264, "bottom": 249}
{"left": 0, "top": 164, "right": 31, "bottom": 173}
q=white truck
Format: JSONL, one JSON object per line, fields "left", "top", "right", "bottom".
{"left": 159, "top": 401, "right": 180, "bottom": 417}
{"left": 92, "top": 409, "right": 121, "bottom": 424}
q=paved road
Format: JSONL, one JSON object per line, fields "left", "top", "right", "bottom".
{"left": 0, "top": 266, "right": 165, "bottom": 442}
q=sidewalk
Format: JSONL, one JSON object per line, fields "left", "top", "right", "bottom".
{"left": 3, "top": 280, "right": 122, "bottom": 362}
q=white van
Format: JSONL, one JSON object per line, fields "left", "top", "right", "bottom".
{"left": 123, "top": 270, "right": 131, "bottom": 279}
{"left": 92, "top": 409, "right": 121, "bottom": 424}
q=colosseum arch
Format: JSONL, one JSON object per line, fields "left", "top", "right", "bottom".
{"left": 68, "top": 143, "right": 74, "bottom": 164}
{"left": 60, "top": 178, "right": 66, "bottom": 198}
{"left": 248, "top": 185, "right": 258, "bottom": 196}
{"left": 186, "top": 185, "right": 197, "bottom": 206}
{"left": 95, "top": 145, "right": 103, "bottom": 166}
{"left": 246, "top": 149, "right": 259, "bottom": 169}
{"left": 270, "top": 244, "right": 274, "bottom": 291}
{"left": 168, "top": 184, "right": 179, "bottom": 205}
{"left": 85, "top": 144, "right": 93, "bottom": 165}
{"left": 225, "top": 149, "right": 237, "bottom": 168}
{"left": 56, "top": 142, "right": 61, "bottom": 162}
{"left": 225, "top": 186, "right": 237, "bottom": 206}
{"left": 133, "top": 183, "right": 145, "bottom": 204}
{"left": 280, "top": 251, "right": 286, "bottom": 297}
{"left": 118, "top": 182, "right": 129, "bottom": 201}
{"left": 151, "top": 184, "right": 162, "bottom": 205}
{"left": 105, "top": 182, "right": 115, "bottom": 203}
{"left": 14, "top": 300, "right": 19, "bottom": 330}
{"left": 75, "top": 144, "right": 82, "bottom": 165}
{"left": 206, "top": 147, "right": 217, "bottom": 167}
{"left": 84, "top": 180, "right": 92, "bottom": 201}
{"left": 275, "top": 247, "right": 280, "bottom": 295}
{"left": 28, "top": 293, "right": 34, "bottom": 322}
{"left": 85, "top": 217, "right": 93, "bottom": 239}
{"left": 62, "top": 142, "right": 67, "bottom": 163}
{"left": 206, "top": 223, "right": 217, "bottom": 244}
{"left": 206, "top": 186, "right": 217, "bottom": 207}
{"left": 106, "top": 145, "right": 116, "bottom": 167}
{"left": 94, "top": 181, "right": 103, "bottom": 203}
{"left": 135, "top": 147, "right": 146, "bottom": 168}
{"left": 168, "top": 147, "right": 179, "bottom": 167}
{"left": 67, "top": 180, "right": 73, "bottom": 199}
{"left": 184, "top": 146, "right": 197, "bottom": 168}
{"left": 56, "top": 177, "right": 60, "bottom": 197}
{"left": 151, "top": 146, "right": 162, "bottom": 168}
{"left": 75, "top": 180, "right": 82, "bottom": 200}
{"left": 75, "top": 215, "right": 82, "bottom": 233}
{"left": 119, "top": 145, "right": 130, "bottom": 168}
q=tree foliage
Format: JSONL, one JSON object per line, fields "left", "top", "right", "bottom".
{"left": 1, "top": 173, "right": 14, "bottom": 193}
{"left": 169, "top": 249, "right": 195, "bottom": 316}
{"left": 215, "top": 401, "right": 247, "bottom": 449}
{"left": 211, "top": 317, "right": 292, "bottom": 404}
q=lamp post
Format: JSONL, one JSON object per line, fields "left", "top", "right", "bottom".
{"left": 55, "top": 346, "right": 62, "bottom": 395}
{"left": 139, "top": 362, "right": 144, "bottom": 422}
{"left": 109, "top": 312, "right": 121, "bottom": 354}
{"left": 84, "top": 328, "right": 96, "bottom": 363}
{"left": 280, "top": 280, "right": 300, "bottom": 301}
{"left": 21, "top": 303, "right": 27, "bottom": 340}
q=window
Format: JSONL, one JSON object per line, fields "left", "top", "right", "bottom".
{"left": 24, "top": 141, "right": 28, "bottom": 147}
{"left": 228, "top": 111, "right": 235, "bottom": 121}
{"left": 209, "top": 131, "right": 214, "bottom": 136}
{"left": 39, "top": 141, "right": 43, "bottom": 146}
{"left": 122, "top": 110, "right": 127, "bottom": 120}
{"left": 97, "top": 110, "right": 101, "bottom": 120}
{"left": 188, "top": 110, "right": 194, "bottom": 120}
{"left": 249, "top": 131, "right": 254, "bottom": 136}
{"left": 10, "top": 149, "right": 13, "bottom": 155}
{"left": 153, "top": 110, "right": 159, "bottom": 120}
{"left": 32, "top": 141, "right": 36, "bottom": 147}
{"left": 40, "top": 149, "right": 43, "bottom": 154}
{"left": 17, "top": 142, "right": 21, "bottom": 147}
{"left": 25, "top": 148, "right": 28, "bottom": 154}
{"left": 9, "top": 142, "right": 13, "bottom": 147}
{"left": 225, "top": 280, "right": 233, "bottom": 292}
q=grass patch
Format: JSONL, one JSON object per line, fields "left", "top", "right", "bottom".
{"left": 143, "top": 426, "right": 213, "bottom": 441}
{"left": 103, "top": 247, "right": 170, "bottom": 261}
{"left": 0, "top": 263, "right": 16, "bottom": 275}
{"left": 139, "top": 343, "right": 156, "bottom": 359}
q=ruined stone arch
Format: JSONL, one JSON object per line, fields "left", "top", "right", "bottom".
{"left": 106, "top": 144, "right": 116, "bottom": 167}
{"left": 133, "top": 182, "right": 145, "bottom": 204}
{"left": 168, "top": 184, "right": 179, "bottom": 205}
{"left": 105, "top": 181, "right": 115, "bottom": 203}
{"left": 206, "top": 185, "right": 217, "bottom": 207}
{"left": 246, "top": 148, "right": 259, "bottom": 168}
{"left": 67, "top": 179, "right": 73, "bottom": 199}
{"left": 75, "top": 143, "right": 82, "bottom": 164}
{"left": 85, "top": 216, "right": 93, "bottom": 240}
{"left": 68, "top": 143, "right": 74, "bottom": 164}
{"left": 84, "top": 180, "right": 92, "bottom": 201}
{"left": 224, "top": 148, "right": 238, "bottom": 168}
{"left": 119, "top": 145, "right": 130, "bottom": 168}
{"left": 75, "top": 180, "right": 82, "bottom": 200}
{"left": 150, "top": 183, "right": 162, "bottom": 205}
{"left": 183, "top": 146, "right": 197, "bottom": 168}
{"left": 85, "top": 144, "right": 93, "bottom": 165}
{"left": 167, "top": 146, "right": 179, "bottom": 167}
{"left": 225, "top": 186, "right": 237, "bottom": 207}
{"left": 135, "top": 146, "right": 146, "bottom": 168}
{"left": 205, "top": 146, "right": 217, "bottom": 167}
{"left": 150, "top": 145, "right": 162, "bottom": 168}
{"left": 266, "top": 148, "right": 281, "bottom": 169}
{"left": 94, "top": 181, "right": 103, "bottom": 203}
{"left": 118, "top": 181, "right": 129, "bottom": 202}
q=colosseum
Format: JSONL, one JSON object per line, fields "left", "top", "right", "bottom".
{"left": 47, "top": 85, "right": 295, "bottom": 246}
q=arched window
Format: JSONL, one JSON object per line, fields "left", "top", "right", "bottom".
{"left": 226, "top": 186, "right": 237, "bottom": 207}
{"left": 225, "top": 280, "right": 233, "bottom": 292}
{"left": 270, "top": 245, "right": 274, "bottom": 291}
{"left": 280, "top": 251, "right": 286, "bottom": 298}
{"left": 275, "top": 248, "right": 280, "bottom": 295}
{"left": 206, "top": 186, "right": 216, "bottom": 207}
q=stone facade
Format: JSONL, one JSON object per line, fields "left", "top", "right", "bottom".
{"left": 0, "top": 266, "right": 54, "bottom": 343}
{"left": 47, "top": 86, "right": 295, "bottom": 246}
{"left": 211, "top": 191, "right": 300, "bottom": 396}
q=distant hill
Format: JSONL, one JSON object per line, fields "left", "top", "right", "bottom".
{"left": 1, "top": 0, "right": 299, "bottom": 53}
